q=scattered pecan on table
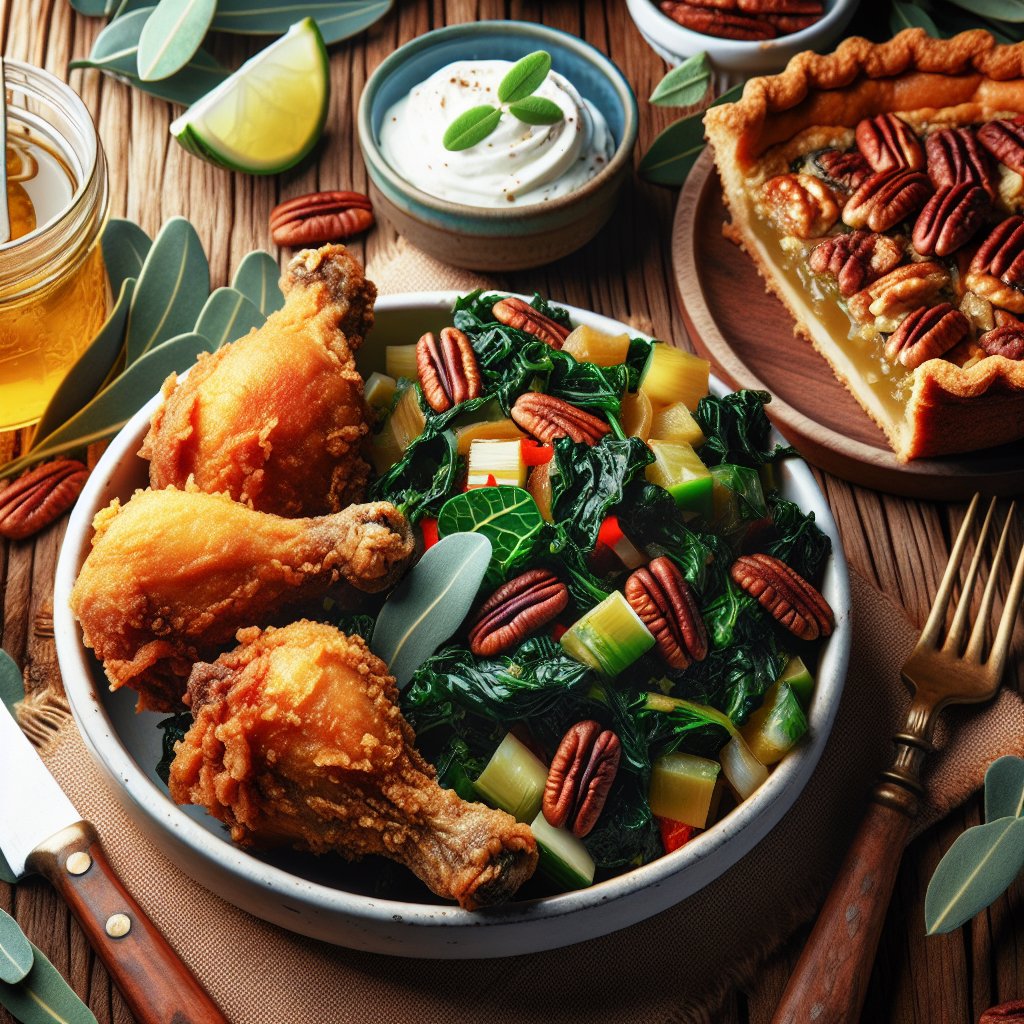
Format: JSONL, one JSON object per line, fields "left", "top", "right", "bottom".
{"left": 416, "top": 327, "right": 482, "bottom": 413}
{"left": 467, "top": 568, "right": 569, "bottom": 657}
{"left": 730, "top": 553, "right": 834, "bottom": 641}
{"left": 0, "top": 459, "right": 89, "bottom": 541}
{"left": 269, "top": 191, "right": 374, "bottom": 248}
{"left": 543, "top": 720, "right": 621, "bottom": 838}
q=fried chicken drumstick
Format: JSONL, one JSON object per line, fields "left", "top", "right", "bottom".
{"left": 140, "top": 245, "right": 376, "bottom": 517}
{"left": 169, "top": 620, "right": 538, "bottom": 909}
{"left": 70, "top": 488, "right": 414, "bottom": 712}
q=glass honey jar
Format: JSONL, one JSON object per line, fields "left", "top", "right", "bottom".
{"left": 0, "top": 60, "right": 109, "bottom": 432}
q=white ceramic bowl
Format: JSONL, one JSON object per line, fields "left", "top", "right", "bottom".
{"left": 53, "top": 292, "right": 851, "bottom": 958}
{"left": 626, "top": 0, "right": 859, "bottom": 90}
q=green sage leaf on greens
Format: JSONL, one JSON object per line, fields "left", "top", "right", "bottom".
{"left": 0, "top": 941, "right": 97, "bottom": 1024}
{"left": 231, "top": 250, "right": 284, "bottom": 317}
{"left": 101, "top": 218, "right": 151, "bottom": 296}
{"left": 442, "top": 105, "right": 502, "bottom": 152}
{"left": 925, "top": 815, "right": 1024, "bottom": 934}
{"left": 649, "top": 52, "right": 711, "bottom": 108}
{"left": 194, "top": 287, "right": 265, "bottom": 350}
{"left": 508, "top": 96, "right": 564, "bottom": 126}
{"left": 210, "top": 0, "right": 394, "bottom": 44}
{"left": 136, "top": 0, "right": 216, "bottom": 82}
{"left": 498, "top": 51, "right": 551, "bottom": 104}
{"left": 125, "top": 216, "right": 210, "bottom": 366}
{"left": 985, "top": 756, "right": 1024, "bottom": 823}
{"left": 0, "top": 908, "right": 33, "bottom": 985}
{"left": 945, "top": 0, "right": 1024, "bottom": 21}
{"left": 30, "top": 279, "right": 135, "bottom": 448}
{"left": 889, "top": 0, "right": 940, "bottom": 34}
{"left": 372, "top": 533, "right": 493, "bottom": 687}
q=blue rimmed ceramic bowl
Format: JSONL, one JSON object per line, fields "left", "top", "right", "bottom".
{"left": 357, "top": 22, "right": 638, "bottom": 271}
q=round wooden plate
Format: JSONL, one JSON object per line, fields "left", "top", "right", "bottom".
{"left": 671, "top": 150, "right": 1024, "bottom": 500}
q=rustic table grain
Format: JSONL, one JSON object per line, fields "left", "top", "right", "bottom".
{"left": 1, "top": 3, "right": 1022, "bottom": 1022}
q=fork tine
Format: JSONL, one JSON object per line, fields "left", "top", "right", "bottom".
{"left": 988, "top": 512, "right": 1024, "bottom": 677}
{"left": 919, "top": 493, "right": 980, "bottom": 650}
{"left": 944, "top": 496, "right": 997, "bottom": 654}
{"left": 965, "top": 500, "right": 1015, "bottom": 662}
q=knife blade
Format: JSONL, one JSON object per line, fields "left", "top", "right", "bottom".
{"left": 0, "top": 699, "right": 227, "bottom": 1024}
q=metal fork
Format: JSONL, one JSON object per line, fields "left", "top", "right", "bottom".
{"left": 772, "top": 493, "right": 1024, "bottom": 1024}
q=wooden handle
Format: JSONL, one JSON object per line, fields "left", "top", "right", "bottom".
{"left": 770, "top": 787, "right": 916, "bottom": 1024}
{"left": 27, "top": 821, "right": 228, "bottom": 1024}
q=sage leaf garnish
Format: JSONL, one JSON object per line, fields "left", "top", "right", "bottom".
{"left": 945, "top": 0, "right": 1024, "bottom": 22}
{"left": 889, "top": 0, "right": 940, "bottom": 34}
{"left": 68, "top": 0, "right": 115, "bottom": 14}
{"left": 194, "top": 287, "right": 265, "bottom": 350}
{"left": 101, "top": 218, "right": 151, "bottom": 296}
{"left": 0, "top": 909, "right": 33, "bottom": 985}
{"left": 371, "top": 532, "right": 492, "bottom": 687}
{"left": 136, "top": 0, "right": 216, "bottom": 82}
{"left": 0, "top": 941, "right": 97, "bottom": 1024}
{"left": 498, "top": 50, "right": 552, "bottom": 104}
{"left": 210, "top": 0, "right": 394, "bottom": 44}
{"left": 508, "top": 96, "right": 563, "bottom": 126}
{"left": 231, "top": 250, "right": 284, "bottom": 317}
{"left": 985, "top": 755, "right": 1024, "bottom": 823}
{"left": 442, "top": 105, "right": 503, "bottom": 152}
{"left": 649, "top": 52, "right": 712, "bottom": 108}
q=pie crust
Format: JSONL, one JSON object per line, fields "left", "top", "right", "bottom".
{"left": 703, "top": 28, "right": 1024, "bottom": 461}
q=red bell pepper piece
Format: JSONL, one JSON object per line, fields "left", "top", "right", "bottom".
{"left": 420, "top": 518, "right": 439, "bottom": 549}
{"left": 657, "top": 817, "right": 695, "bottom": 854}
{"left": 521, "top": 440, "right": 553, "bottom": 466}
{"left": 597, "top": 515, "right": 625, "bottom": 550}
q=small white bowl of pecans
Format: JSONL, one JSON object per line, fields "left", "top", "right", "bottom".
{"left": 626, "top": 0, "right": 859, "bottom": 90}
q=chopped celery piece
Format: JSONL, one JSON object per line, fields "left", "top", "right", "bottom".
{"left": 719, "top": 734, "right": 769, "bottom": 800}
{"left": 385, "top": 343, "right": 419, "bottom": 381}
{"left": 560, "top": 591, "right": 655, "bottom": 676}
{"left": 363, "top": 371, "right": 397, "bottom": 420}
{"left": 370, "top": 386, "right": 425, "bottom": 474}
{"left": 474, "top": 733, "right": 548, "bottom": 823}
{"left": 740, "top": 682, "right": 808, "bottom": 766}
{"left": 620, "top": 390, "right": 653, "bottom": 441}
{"left": 778, "top": 655, "right": 814, "bottom": 707}
{"left": 648, "top": 752, "right": 720, "bottom": 828}
{"left": 643, "top": 692, "right": 736, "bottom": 735}
{"left": 530, "top": 811, "right": 595, "bottom": 889}
{"left": 561, "top": 324, "right": 630, "bottom": 366}
{"left": 710, "top": 463, "right": 766, "bottom": 537}
{"left": 467, "top": 439, "right": 527, "bottom": 488}
{"left": 645, "top": 441, "right": 712, "bottom": 520}
{"left": 650, "top": 401, "right": 704, "bottom": 448}
{"left": 638, "top": 343, "right": 710, "bottom": 409}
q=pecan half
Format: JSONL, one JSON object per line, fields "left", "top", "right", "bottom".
{"left": 492, "top": 297, "right": 570, "bottom": 348}
{"left": 624, "top": 557, "right": 708, "bottom": 670}
{"left": 912, "top": 183, "right": 989, "bottom": 257}
{"left": 966, "top": 216, "right": 1024, "bottom": 313}
{"left": 730, "top": 553, "right": 834, "bottom": 641}
{"left": 925, "top": 127, "right": 997, "bottom": 196}
{"left": 980, "top": 999, "right": 1024, "bottom": 1023}
{"left": 0, "top": 459, "right": 89, "bottom": 540}
{"left": 543, "top": 720, "right": 621, "bottom": 838}
{"left": 760, "top": 173, "right": 839, "bottom": 238}
{"left": 468, "top": 568, "right": 569, "bottom": 657}
{"left": 511, "top": 393, "right": 610, "bottom": 445}
{"left": 807, "top": 230, "right": 903, "bottom": 298}
{"left": 847, "top": 261, "right": 949, "bottom": 323}
{"left": 883, "top": 303, "right": 970, "bottom": 370}
{"left": 762, "top": 10, "right": 821, "bottom": 30}
{"left": 812, "top": 148, "right": 871, "bottom": 192}
{"left": 978, "top": 118, "right": 1024, "bottom": 176}
{"left": 735, "top": 0, "right": 821, "bottom": 11}
{"left": 979, "top": 323, "right": 1024, "bottom": 359}
{"left": 843, "top": 169, "right": 932, "bottom": 233}
{"left": 855, "top": 114, "right": 925, "bottom": 173}
{"left": 658, "top": 1, "right": 776, "bottom": 38}
{"left": 269, "top": 191, "right": 374, "bottom": 247}
{"left": 416, "top": 327, "right": 482, "bottom": 413}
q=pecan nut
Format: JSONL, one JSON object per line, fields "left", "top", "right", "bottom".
{"left": 468, "top": 568, "right": 569, "bottom": 657}
{"left": 511, "top": 393, "right": 610, "bottom": 445}
{"left": 0, "top": 459, "right": 89, "bottom": 540}
{"left": 759, "top": 173, "right": 839, "bottom": 238}
{"left": 855, "top": 114, "right": 925, "bottom": 173}
{"left": 911, "top": 183, "right": 989, "bottom": 257}
{"left": 980, "top": 999, "right": 1024, "bottom": 1023}
{"left": 925, "top": 127, "right": 997, "bottom": 196}
{"left": 979, "top": 323, "right": 1024, "bottom": 360}
{"left": 843, "top": 169, "right": 933, "bottom": 233}
{"left": 883, "top": 303, "right": 970, "bottom": 370}
{"left": 731, "top": 554, "right": 834, "bottom": 640}
{"left": 658, "top": 1, "right": 776, "bottom": 39}
{"left": 416, "top": 327, "right": 482, "bottom": 413}
{"left": 847, "top": 261, "right": 949, "bottom": 324}
{"left": 491, "top": 297, "right": 570, "bottom": 349}
{"left": 965, "top": 216, "right": 1024, "bottom": 313}
{"left": 269, "top": 191, "right": 374, "bottom": 247}
{"left": 978, "top": 118, "right": 1024, "bottom": 176}
{"left": 812, "top": 148, "right": 871, "bottom": 192}
{"left": 543, "top": 720, "right": 621, "bottom": 838}
{"left": 735, "top": 0, "right": 821, "bottom": 12}
{"left": 762, "top": 10, "right": 821, "bottom": 30}
{"left": 807, "top": 230, "right": 903, "bottom": 298}
{"left": 624, "top": 557, "right": 708, "bottom": 670}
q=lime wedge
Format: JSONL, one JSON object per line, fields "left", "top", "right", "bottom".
{"left": 170, "top": 18, "right": 329, "bottom": 175}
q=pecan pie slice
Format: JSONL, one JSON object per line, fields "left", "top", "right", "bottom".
{"left": 703, "top": 28, "right": 1024, "bottom": 461}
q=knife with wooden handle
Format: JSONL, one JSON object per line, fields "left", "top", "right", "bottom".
{"left": 0, "top": 699, "right": 228, "bottom": 1024}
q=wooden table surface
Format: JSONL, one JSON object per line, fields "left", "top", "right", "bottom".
{"left": 1, "top": 3, "right": 1022, "bottom": 1022}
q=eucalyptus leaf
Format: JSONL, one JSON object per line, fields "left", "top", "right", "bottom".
{"left": 231, "top": 250, "right": 283, "bottom": 317}
{"left": 194, "top": 287, "right": 265, "bottom": 350}
{"left": 508, "top": 96, "right": 563, "bottom": 126}
{"left": 442, "top": 105, "right": 502, "bottom": 152}
{"left": 101, "top": 218, "right": 151, "bottom": 296}
{"left": 0, "top": 909, "right": 33, "bottom": 985}
{"left": 371, "top": 533, "right": 492, "bottom": 687}
{"left": 985, "top": 756, "right": 1024, "bottom": 822}
{"left": 498, "top": 50, "right": 551, "bottom": 104}
{"left": 0, "top": 941, "right": 97, "bottom": 1024}
{"left": 210, "top": 0, "right": 394, "bottom": 44}
{"left": 946, "top": 0, "right": 1024, "bottom": 20}
{"left": 925, "top": 816, "right": 1024, "bottom": 934}
{"left": 125, "top": 216, "right": 209, "bottom": 365}
{"left": 889, "top": 0, "right": 940, "bottom": 34}
{"left": 136, "top": 0, "right": 216, "bottom": 82}
{"left": 649, "top": 52, "right": 711, "bottom": 108}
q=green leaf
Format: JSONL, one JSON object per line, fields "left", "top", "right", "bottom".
{"left": 985, "top": 756, "right": 1024, "bottom": 822}
{"left": 442, "top": 105, "right": 502, "bottom": 152}
{"left": 508, "top": 96, "right": 564, "bottom": 126}
{"left": 371, "top": 533, "right": 493, "bottom": 687}
{"left": 649, "top": 52, "right": 712, "bottom": 108}
{"left": 925, "top": 816, "right": 1024, "bottom": 934}
{"left": 101, "top": 218, "right": 151, "bottom": 296}
{"left": 497, "top": 50, "right": 551, "bottom": 104}
{"left": 889, "top": 0, "right": 940, "bottom": 35}
{"left": 0, "top": 941, "right": 97, "bottom": 1024}
{"left": 136, "top": 0, "right": 216, "bottom": 82}
{"left": 231, "top": 250, "right": 283, "bottom": 317}
{"left": 638, "top": 83, "right": 743, "bottom": 186}
{"left": 194, "top": 287, "right": 265, "bottom": 350}
{"left": 0, "top": 909, "right": 33, "bottom": 985}
{"left": 68, "top": 0, "right": 116, "bottom": 14}
{"left": 125, "top": 217, "right": 209, "bottom": 365}
{"left": 210, "top": 0, "right": 394, "bottom": 44}
{"left": 946, "top": 0, "right": 1024, "bottom": 20}
{"left": 30, "top": 279, "right": 134, "bottom": 448}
